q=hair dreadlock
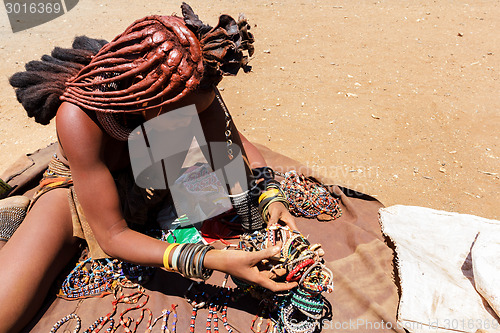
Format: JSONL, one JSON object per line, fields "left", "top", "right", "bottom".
{"left": 9, "top": 3, "right": 254, "bottom": 133}
{"left": 9, "top": 36, "right": 108, "bottom": 125}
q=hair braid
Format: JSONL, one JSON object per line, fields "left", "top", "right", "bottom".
{"left": 9, "top": 36, "right": 108, "bottom": 125}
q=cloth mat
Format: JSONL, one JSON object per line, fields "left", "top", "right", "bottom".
{"left": 4, "top": 143, "right": 403, "bottom": 332}
{"left": 379, "top": 205, "right": 500, "bottom": 333}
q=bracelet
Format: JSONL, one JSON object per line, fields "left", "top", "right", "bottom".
{"left": 171, "top": 243, "right": 185, "bottom": 272}
{"left": 286, "top": 259, "right": 315, "bottom": 282}
{"left": 251, "top": 167, "right": 275, "bottom": 183}
{"left": 178, "top": 243, "right": 195, "bottom": 276}
{"left": 173, "top": 243, "right": 215, "bottom": 280}
{"left": 163, "top": 243, "right": 179, "bottom": 271}
{"left": 181, "top": 244, "right": 198, "bottom": 277}
{"left": 198, "top": 245, "right": 214, "bottom": 280}
{"left": 186, "top": 244, "right": 202, "bottom": 278}
{"left": 259, "top": 196, "right": 289, "bottom": 223}
{"left": 258, "top": 188, "right": 281, "bottom": 203}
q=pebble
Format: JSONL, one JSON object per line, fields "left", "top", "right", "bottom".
{"left": 263, "top": 49, "right": 271, "bottom": 53}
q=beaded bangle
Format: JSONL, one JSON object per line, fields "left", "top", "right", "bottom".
{"left": 298, "top": 262, "right": 322, "bottom": 286}
{"left": 280, "top": 304, "right": 318, "bottom": 333}
{"left": 286, "top": 258, "right": 315, "bottom": 282}
{"left": 285, "top": 251, "right": 315, "bottom": 271}
{"left": 163, "top": 243, "right": 179, "bottom": 271}
{"left": 288, "top": 243, "right": 309, "bottom": 262}
{"left": 302, "top": 266, "right": 334, "bottom": 294}
{"left": 290, "top": 288, "right": 324, "bottom": 320}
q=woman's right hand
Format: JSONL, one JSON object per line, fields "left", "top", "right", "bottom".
{"left": 203, "top": 246, "right": 297, "bottom": 292}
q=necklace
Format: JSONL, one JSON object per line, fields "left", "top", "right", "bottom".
{"left": 214, "top": 87, "right": 234, "bottom": 160}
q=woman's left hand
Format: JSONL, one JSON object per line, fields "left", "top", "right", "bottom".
{"left": 266, "top": 202, "right": 298, "bottom": 230}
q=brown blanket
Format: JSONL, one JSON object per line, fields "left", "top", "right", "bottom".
{"left": 3, "top": 143, "right": 401, "bottom": 332}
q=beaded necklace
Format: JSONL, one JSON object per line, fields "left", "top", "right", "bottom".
{"left": 59, "top": 254, "right": 156, "bottom": 300}
{"left": 278, "top": 170, "right": 342, "bottom": 220}
{"left": 185, "top": 279, "right": 235, "bottom": 333}
{"left": 51, "top": 279, "right": 179, "bottom": 333}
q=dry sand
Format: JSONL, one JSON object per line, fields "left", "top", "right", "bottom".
{"left": 0, "top": 0, "right": 498, "bottom": 219}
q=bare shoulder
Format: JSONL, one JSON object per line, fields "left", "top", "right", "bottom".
{"left": 55, "top": 102, "right": 104, "bottom": 166}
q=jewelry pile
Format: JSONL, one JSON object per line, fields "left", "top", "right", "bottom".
{"left": 184, "top": 281, "right": 234, "bottom": 333}
{"left": 52, "top": 279, "right": 179, "bottom": 333}
{"left": 278, "top": 170, "right": 342, "bottom": 221}
{"left": 59, "top": 256, "right": 155, "bottom": 300}
{"left": 236, "top": 225, "right": 333, "bottom": 333}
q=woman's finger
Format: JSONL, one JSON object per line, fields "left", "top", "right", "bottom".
{"left": 267, "top": 210, "right": 280, "bottom": 226}
{"left": 259, "top": 277, "right": 298, "bottom": 292}
{"left": 250, "top": 245, "right": 281, "bottom": 265}
{"left": 281, "top": 213, "right": 298, "bottom": 231}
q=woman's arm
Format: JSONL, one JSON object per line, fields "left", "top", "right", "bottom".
{"left": 238, "top": 131, "right": 298, "bottom": 230}
{"left": 56, "top": 102, "right": 166, "bottom": 266}
{"left": 238, "top": 131, "right": 266, "bottom": 169}
{"left": 56, "top": 103, "right": 296, "bottom": 291}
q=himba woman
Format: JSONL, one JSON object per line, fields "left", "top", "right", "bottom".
{"left": 0, "top": 4, "right": 298, "bottom": 332}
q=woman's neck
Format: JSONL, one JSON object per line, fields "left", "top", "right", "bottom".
{"left": 141, "top": 89, "right": 216, "bottom": 121}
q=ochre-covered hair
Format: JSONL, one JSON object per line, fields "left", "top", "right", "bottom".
{"left": 10, "top": 3, "right": 254, "bottom": 128}
{"left": 61, "top": 2, "right": 253, "bottom": 114}
{"left": 61, "top": 15, "right": 203, "bottom": 114}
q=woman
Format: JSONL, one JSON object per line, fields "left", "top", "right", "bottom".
{"left": 0, "top": 4, "right": 297, "bottom": 332}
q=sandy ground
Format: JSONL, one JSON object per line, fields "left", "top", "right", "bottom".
{"left": 0, "top": 0, "right": 498, "bottom": 220}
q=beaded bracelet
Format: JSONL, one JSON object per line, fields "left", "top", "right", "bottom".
{"left": 50, "top": 313, "right": 81, "bottom": 333}
{"left": 302, "top": 266, "right": 334, "bottom": 294}
{"left": 291, "top": 291, "right": 324, "bottom": 320}
{"left": 280, "top": 303, "right": 318, "bottom": 333}
{"left": 286, "top": 259, "right": 315, "bottom": 282}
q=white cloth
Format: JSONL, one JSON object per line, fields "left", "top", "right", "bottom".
{"left": 379, "top": 205, "right": 500, "bottom": 333}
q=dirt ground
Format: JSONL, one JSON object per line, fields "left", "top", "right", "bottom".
{"left": 0, "top": 0, "right": 498, "bottom": 219}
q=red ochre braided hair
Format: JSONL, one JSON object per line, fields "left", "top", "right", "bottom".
{"left": 9, "top": 3, "right": 254, "bottom": 140}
